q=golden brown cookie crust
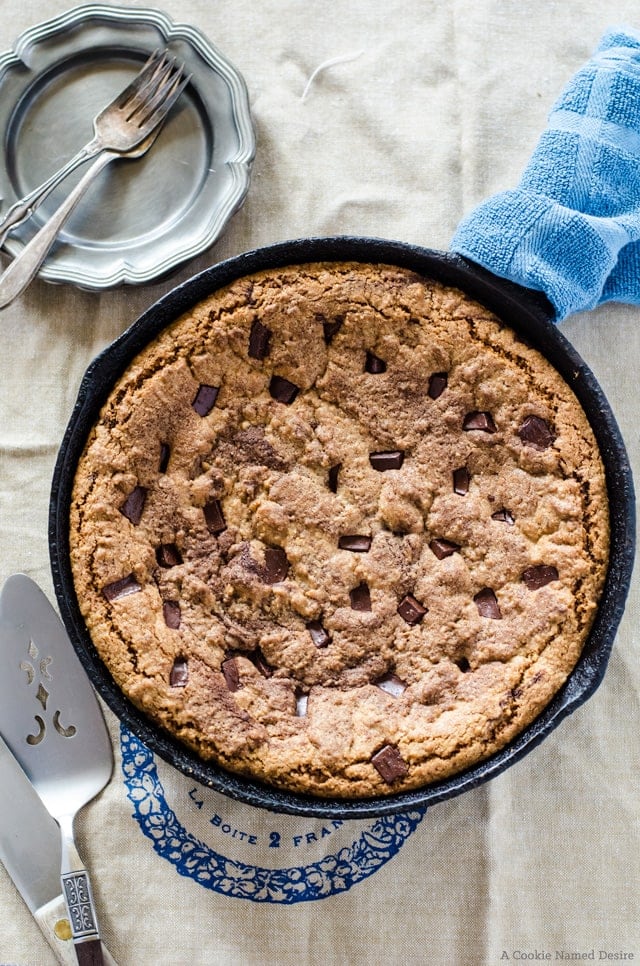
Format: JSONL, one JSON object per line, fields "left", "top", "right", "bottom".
{"left": 69, "top": 262, "right": 610, "bottom": 797}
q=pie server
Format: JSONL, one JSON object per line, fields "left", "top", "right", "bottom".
{"left": 0, "top": 574, "right": 117, "bottom": 966}
{"left": 0, "top": 735, "right": 117, "bottom": 965}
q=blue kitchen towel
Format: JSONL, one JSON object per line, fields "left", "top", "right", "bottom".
{"left": 450, "top": 27, "right": 640, "bottom": 321}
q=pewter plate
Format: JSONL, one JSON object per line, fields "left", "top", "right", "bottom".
{"left": 0, "top": 4, "right": 255, "bottom": 288}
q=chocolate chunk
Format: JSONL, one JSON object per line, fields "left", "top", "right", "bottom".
{"left": 269, "top": 375, "right": 299, "bottom": 405}
{"left": 328, "top": 463, "right": 342, "bottom": 492}
{"left": 522, "top": 564, "right": 559, "bottom": 590}
{"left": 295, "top": 692, "right": 309, "bottom": 717}
{"left": 463, "top": 410, "right": 496, "bottom": 433}
{"left": 204, "top": 498, "right": 226, "bottom": 534}
{"left": 369, "top": 450, "right": 405, "bottom": 471}
{"left": 371, "top": 744, "right": 409, "bottom": 784}
{"left": 453, "top": 467, "right": 470, "bottom": 495}
{"left": 429, "top": 538, "right": 460, "bottom": 559}
{"left": 263, "top": 546, "right": 289, "bottom": 583}
{"left": 491, "top": 508, "right": 515, "bottom": 525}
{"left": 338, "top": 535, "right": 372, "bottom": 552}
{"left": 427, "top": 371, "right": 448, "bottom": 399}
{"left": 518, "top": 415, "right": 555, "bottom": 450}
{"left": 455, "top": 656, "right": 471, "bottom": 673}
{"left": 376, "top": 674, "right": 406, "bottom": 697}
{"left": 248, "top": 319, "right": 271, "bottom": 359}
{"left": 252, "top": 647, "right": 274, "bottom": 677}
{"left": 163, "top": 600, "right": 181, "bottom": 629}
{"left": 322, "top": 317, "right": 343, "bottom": 344}
{"left": 119, "top": 486, "right": 147, "bottom": 526}
{"left": 474, "top": 588, "right": 502, "bottom": 619}
{"left": 170, "top": 657, "right": 188, "bottom": 687}
{"left": 102, "top": 573, "right": 141, "bottom": 602}
{"left": 349, "top": 582, "right": 372, "bottom": 611}
{"left": 192, "top": 384, "right": 219, "bottom": 417}
{"left": 307, "top": 620, "right": 331, "bottom": 648}
{"left": 222, "top": 657, "right": 240, "bottom": 692}
{"left": 365, "top": 351, "right": 387, "bottom": 374}
{"left": 156, "top": 544, "right": 183, "bottom": 568}
{"left": 397, "top": 593, "right": 427, "bottom": 625}
{"left": 158, "top": 442, "right": 171, "bottom": 473}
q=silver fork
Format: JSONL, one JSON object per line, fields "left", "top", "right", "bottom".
{"left": 0, "top": 57, "right": 189, "bottom": 308}
{"left": 0, "top": 49, "right": 181, "bottom": 248}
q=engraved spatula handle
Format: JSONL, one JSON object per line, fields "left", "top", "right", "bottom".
{"left": 35, "top": 894, "right": 118, "bottom": 965}
{"left": 59, "top": 814, "right": 105, "bottom": 966}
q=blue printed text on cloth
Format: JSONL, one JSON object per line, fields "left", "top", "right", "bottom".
{"left": 121, "top": 726, "right": 427, "bottom": 904}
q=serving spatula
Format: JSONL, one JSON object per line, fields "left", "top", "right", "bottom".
{"left": 0, "top": 733, "right": 118, "bottom": 965}
{"left": 0, "top": 574, "right": 113, "bottom": 966}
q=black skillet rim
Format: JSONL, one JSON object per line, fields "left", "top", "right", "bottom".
{"left": 49, "top": 236, "right": 636, "bottom": 818}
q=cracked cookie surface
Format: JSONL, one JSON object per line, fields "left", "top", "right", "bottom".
{"left": 69, "top": 262, "right": 610, "bottom": 798}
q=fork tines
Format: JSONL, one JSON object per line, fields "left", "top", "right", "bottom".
{"left": 115, "top": 49, "right": 164, "bottom": 108}
{"left": 117, "top": 50, "right": 187, "bottom": 120}
{"left": 133, "top": 65, "right": 190, "bottom": 128}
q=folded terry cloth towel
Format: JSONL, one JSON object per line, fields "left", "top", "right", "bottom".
{"left": 451, "top": 27, "right": 640, "bottom": 321}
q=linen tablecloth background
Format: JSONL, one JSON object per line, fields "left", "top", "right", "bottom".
{"left": 0, "top": 2, "right": 638, "bottom": 964}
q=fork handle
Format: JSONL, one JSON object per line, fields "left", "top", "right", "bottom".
{"left": 0, "top": 142, "right": 100, "bottom": 249}
{"left": 0, "top": 150, "right": 116, "bottom": 308}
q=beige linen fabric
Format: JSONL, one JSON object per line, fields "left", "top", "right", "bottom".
{"left": 0, "top": 2, "right": 638, "bottom": 964}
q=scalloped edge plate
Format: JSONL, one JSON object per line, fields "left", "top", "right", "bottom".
{"left": 0, "top": 3, "right": 255, "bottom": 288}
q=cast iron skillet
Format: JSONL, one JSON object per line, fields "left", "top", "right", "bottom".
{"left": 49, "top": 236, "right": 636, "bottom": 819}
